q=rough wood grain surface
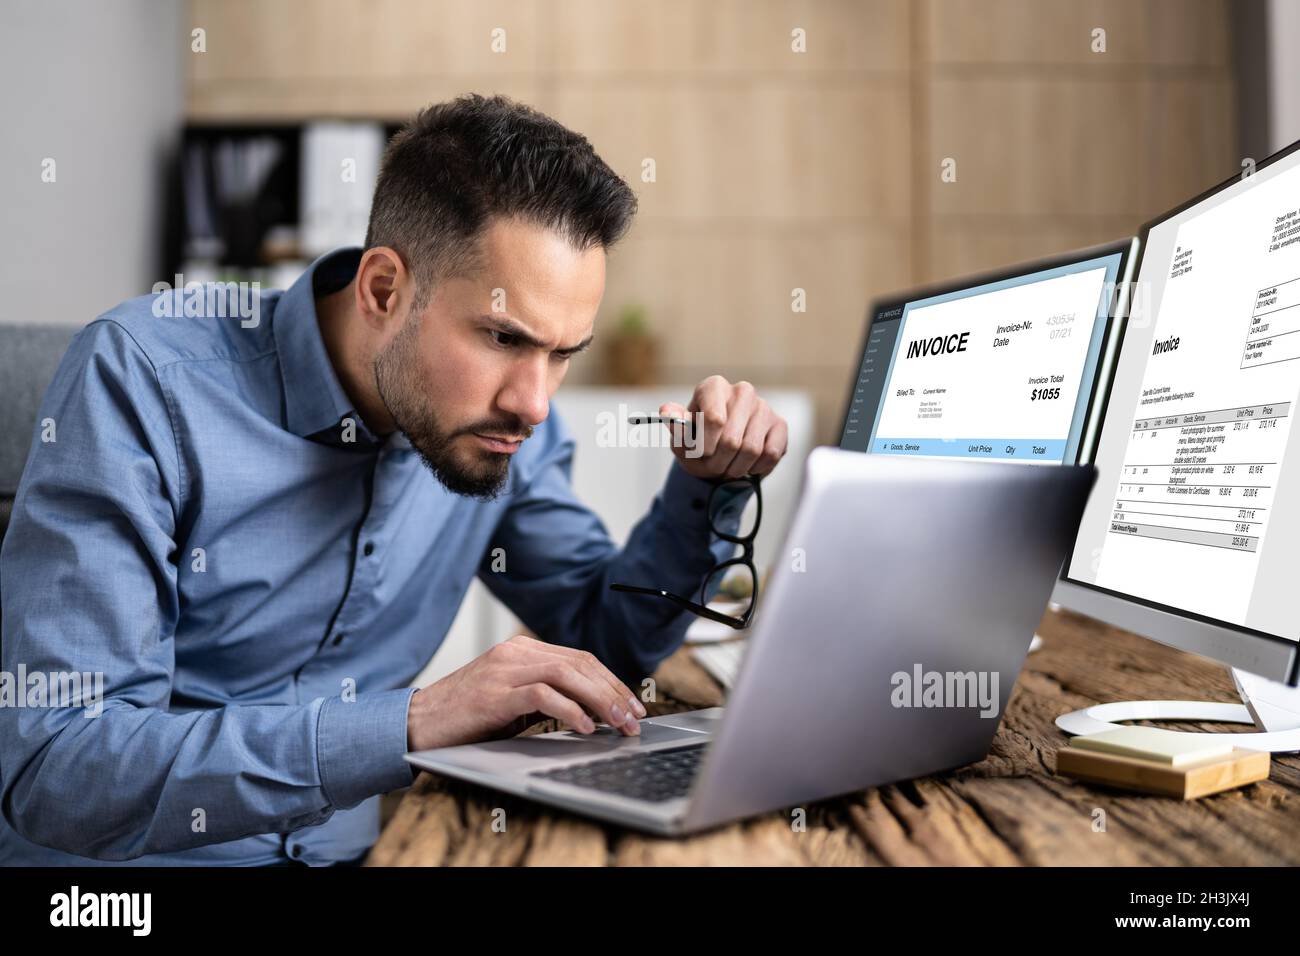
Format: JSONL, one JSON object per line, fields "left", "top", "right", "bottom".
{"left": 367, "top": 609, "right": 1300, "bottom": 866}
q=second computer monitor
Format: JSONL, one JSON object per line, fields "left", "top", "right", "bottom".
{"left": 1058, "top": 138, "right": 1300, "bottom": 684}
{"left": 840, "top": 241, "right": 1131, "bottom": 464}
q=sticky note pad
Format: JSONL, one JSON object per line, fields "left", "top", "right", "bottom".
{"left": 1071, "top": 726, "right": 1234, "bottom": 767}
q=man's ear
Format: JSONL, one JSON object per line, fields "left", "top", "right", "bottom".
{"left": 355, "top": 247, "right": 408, "bottom": 330}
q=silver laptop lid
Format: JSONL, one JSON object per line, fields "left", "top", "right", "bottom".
{"left": 683, "top": 447, "right": 1095, "bottom": 830}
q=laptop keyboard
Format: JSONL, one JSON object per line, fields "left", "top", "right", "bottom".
{"left": 529, "top": 743, "right": 708, "bottom": 803}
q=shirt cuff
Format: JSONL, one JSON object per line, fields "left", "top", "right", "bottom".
{"left": 660, "top": 460, "right": 755, "bottom": 538}
{"left": 316, "top": 686, "right": 418, "bottom": 810}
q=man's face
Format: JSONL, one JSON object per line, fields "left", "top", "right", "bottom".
{"left": 374, "top": 217, "right": 606, "bottom": 498}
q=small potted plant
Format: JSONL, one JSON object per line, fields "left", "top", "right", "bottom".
{"left": 606, "top": 302, "right": 660, "bottom": 386}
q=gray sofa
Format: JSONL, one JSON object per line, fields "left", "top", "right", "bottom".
{"left": 0, "top": 323, "right": 78, "bottom": 545}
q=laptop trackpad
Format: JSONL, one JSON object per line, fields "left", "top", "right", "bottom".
{"left": 651, "top": 707, "right": 724, "bottom": 733}
{"left": 553, "top": 721, "right": 702, "bottom": 744}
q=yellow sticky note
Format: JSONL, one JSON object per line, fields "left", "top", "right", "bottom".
{"left": 1071, "top": 726, "right": 1234, "bottom": 767}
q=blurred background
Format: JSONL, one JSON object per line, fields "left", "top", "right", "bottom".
{"left": 1, "top": 0, "right": 1296, "bottom": 676}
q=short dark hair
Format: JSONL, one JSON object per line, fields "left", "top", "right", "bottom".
{"left": 365, "top": 94, "right": 637, "bottom": 308}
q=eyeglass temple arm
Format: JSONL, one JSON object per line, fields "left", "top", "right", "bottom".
{"left": 609, "top": 582, "right": 748, "bottom": 629}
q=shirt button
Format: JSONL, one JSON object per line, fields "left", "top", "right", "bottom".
{"left": 332, "top": 633, "right": 345, "bottom": 646}
{"left": 363, "top": 541, "right": 375, "bottom": 556}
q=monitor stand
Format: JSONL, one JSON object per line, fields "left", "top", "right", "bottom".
{"left": 1055, "top": 666, "right": 1300, "bottom": 753}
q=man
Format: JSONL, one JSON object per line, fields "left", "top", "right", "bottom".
{"left": 0, "top": 95, "right": 788, "bottom": 865}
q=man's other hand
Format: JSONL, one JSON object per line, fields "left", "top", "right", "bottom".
{"left": 659, "top": 376, "right": 788, "bottom": 480}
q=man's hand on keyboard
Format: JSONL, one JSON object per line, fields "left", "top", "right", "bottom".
{"left": 406, "top": 634, "right": 648, "bottom": 751}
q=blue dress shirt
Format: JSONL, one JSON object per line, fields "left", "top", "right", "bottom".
{"left": 0, "top": 247, "right": 749, "bottom": 866}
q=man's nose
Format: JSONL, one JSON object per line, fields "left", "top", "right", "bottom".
{"left": 498, "top": 361, "right": 550, "bottom": 428}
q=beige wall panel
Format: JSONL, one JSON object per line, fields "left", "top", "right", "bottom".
{"left": 927, "top": 217, "right": 1139, "bottom": 282}
{"left": 189, "top": 78, "right": 542, "bottom": 123}
{"left": 190, "top": 0, "right": 311, "bottom": 82}
{"left": 546, "top": 0, "right": 910, "bottom": 75}
{"left": 599, "top": 226, "right": 906, "bottom": 370}
{"left": 1140, "top": 77, "right": 1237, "bottom": 214}
{"left": 929, "top": 76, "right": 1154, "bottom": 218}
{"left": 927, "top": 0, "right": 1227, "bottom": 67}
{"left": 928, "top": 0, "right": 1146, "bottom": 66}
{"left": 1143, "top": 0, "right": 1231, "bottom": 67}
{"left": 549, "top": 81, "right": 910, "bottom": 221}
{"left": 190, "top": 0, "right": 539, "bottom": 85}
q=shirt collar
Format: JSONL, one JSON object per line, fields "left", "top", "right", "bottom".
{"left": 274, "top": 246, "right": 371, "bottom": 440}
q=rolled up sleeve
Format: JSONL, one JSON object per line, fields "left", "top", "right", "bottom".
{"left": 316, "top": 687, "right": 417, "bottom": 808}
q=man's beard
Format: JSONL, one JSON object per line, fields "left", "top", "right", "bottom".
{"left": 373, "top": 318, "right": 530, "bottom": 500}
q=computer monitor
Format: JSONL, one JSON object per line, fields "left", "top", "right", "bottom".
{"left": 840, "top": 242, "right": 1130, "bottom": 466}
{"left": 1054, "top": 139, "right": 1300, "bottom": 742}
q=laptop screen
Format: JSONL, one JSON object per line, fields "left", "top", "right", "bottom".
{"left": 840, "top": 246, "right": 1127, "bottom": 465}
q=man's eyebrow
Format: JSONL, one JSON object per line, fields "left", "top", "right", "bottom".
{"left": 482, "top": 315, "right": 593, "bottom": 356}
{"left": 557, "top": 334, "right": 595, "bottom": 357}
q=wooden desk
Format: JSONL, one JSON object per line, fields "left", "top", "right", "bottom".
{"left": 368, "top": 609, "right": 1300, "bottom": 865}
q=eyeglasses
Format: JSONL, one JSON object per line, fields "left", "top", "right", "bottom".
{"left": 610, "top": 473, "right": 762, "bottom": 630}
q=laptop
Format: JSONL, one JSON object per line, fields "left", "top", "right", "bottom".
{"left": 405, "top": 447, "right": 1096, "bottom": 835}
